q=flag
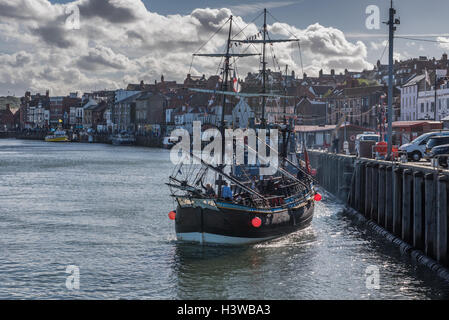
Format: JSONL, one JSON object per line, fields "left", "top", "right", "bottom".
{"left": 232, "top": 70, "right": 240, "bottom": 93}
{"left": 425, "top": 68, "right": 431, "bottom": 86}
{"left": 303, "top": 139, "right": 311, "bottom": 174}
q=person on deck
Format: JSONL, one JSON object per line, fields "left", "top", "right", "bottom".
{"left": 251, "top": 176, "right": 258, "bottom": 191}
{"left": 332, "top": 137, "right": 339, "bottom": 154}
{"left": 221, "top": 181, "right": 233, "bottom": 201}
{"left": 205, "top": 184, "right": 216, "bottom": 197}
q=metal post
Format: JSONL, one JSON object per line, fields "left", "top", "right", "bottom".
{"left": 434, "top": 70, "right": 438, "bottom": 121}
{"left": 386, "top": 1, "right": 399, "bottom": 157}
{"left": 261, "top": 8, "right": 267, "bottom": 128}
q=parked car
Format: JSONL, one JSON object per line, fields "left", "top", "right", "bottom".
{"left": 425, "top": 136, "right": 449, "bottom": 159}
{"left": 427, "top": 144, "right": 449, "bottom": 167}
{"left": 355, "top": 133, "right": 380, "bottom": 157}
{"left": 399, "top": 131, "right": 449, "bottom": 161}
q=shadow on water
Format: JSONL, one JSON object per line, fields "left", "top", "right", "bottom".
{"left": 170, "top": 229, "right": 319, "bottom": 299}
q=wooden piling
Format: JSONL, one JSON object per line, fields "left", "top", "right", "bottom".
{"left": 413, "top": 171, "right": 424, "bottom": 250}
{"left": 365, "top": 163, "right": 373, "bottom": 218}
{"left": 337, "top": 157, "right": 344, "bottom": 201}
{"left": 378, "top": 165, "right": 386, "bottom": 227}
{"left": 343, "top": 158, "right": 353, "bottom": 204}
{"left": 359, "top": 161, "right": 366, "bottom": 213}
{"left": 355, "top": 161, "right": 361, "bottom": 211}
{"left": 333, "top": 155, "right": 339, "bottom": 196}
{"left": 424, "top": 173, "right": 436, "bottom": 259}
{"left": 385, "top": 166, "right": 393, "bottom": 232}
{"left": 436, "top": 175, "right": 448, "bottom": 265}
{"left": 371, "top": 164, "right": 379, "bottom": 222}
{"left": 401, "top": 169, "right": 413, "bottom": 244}
{"left": 393, "top": 167, "right": 403, "bottom": 237}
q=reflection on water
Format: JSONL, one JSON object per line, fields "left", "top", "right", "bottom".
{"left": 1, "top": 139, "right": 449, "bottom": 299}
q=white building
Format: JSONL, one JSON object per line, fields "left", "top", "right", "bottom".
{"left": 27, "top": 102, "right": 49, "bottom": 128}
{"left": 400, "top": 74, "right": 424, "bottom": 121}
{"left": 417, "top": 84, "right": 449, "bottom": 121}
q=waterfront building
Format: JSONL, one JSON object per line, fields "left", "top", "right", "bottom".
{"left": 114, "top": 92, "right": 141, "bottom": 131}
{"left": 135, "top": 91, "right": 168, "bottom": 134}
{"left": 296, "top": 98, "right": 327, "bottom": 125}
{"left": 0, "top": 104, "right": 15, "bottom": 131}
{"left": 400, "top": 74, "right": 425, "bottom": 121}
{"left": 417, "top": 83, "right": 449, "bottom": 121}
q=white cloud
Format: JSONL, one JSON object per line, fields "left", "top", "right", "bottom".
{"left": 370, "top": 40, "right": 387, "bottom": 51}
{"left": 0, "top": 0, "right": 373, "bottom": 95}
{"left": 437, "top": 37, "right": 449, "bottom": 51}
{"left": 228, "top": 1, "right": 299, "bottom": 16}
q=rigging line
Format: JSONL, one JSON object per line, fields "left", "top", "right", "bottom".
{"left": 188, "top": 55, "right": 195, "bottom": 75}
{"left": 266, "top": 10, "right": 299, "bottom": 40}
{"left": 293, "top": 105, "right": 380, "bottom": 122}
{"left": 379, "top": 40, "right": 389, "bottom": 63}
{"left": 297, "top": 42, "right": 304, "bottom": 77}
{"left": 232, "top": 10, "right": 264, "bottom": 39}
{"left": 194, "top": 16, "right": 231, "bottom": 55}
{"left": 266, "top": 10, "right": 304, "bottom": 76}
{"left": 266, "top": 32, "right": 281, "bottom": 73}
{"left": 232, "top": 19, "right": 261, "bottom": 55}
{"left": 229, "top": 39, "right": 258, "bottom": 66}
{"left": 395, "top": 36, "right": 449, "bottom": 44}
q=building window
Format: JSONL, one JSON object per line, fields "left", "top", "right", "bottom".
{"left": 421, "top": 103, "right": 424, "bottom": 113}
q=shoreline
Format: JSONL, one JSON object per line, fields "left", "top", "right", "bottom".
{"left": 0, "top": 132, "right": 163, "bottom": 148}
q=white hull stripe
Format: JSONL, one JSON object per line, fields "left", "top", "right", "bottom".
{"left": 176, "top": 232, "right": 276, "bottom": 245}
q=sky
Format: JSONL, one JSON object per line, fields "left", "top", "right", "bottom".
{"left": 0, "top": 0, "right": 448, "bottom": 96}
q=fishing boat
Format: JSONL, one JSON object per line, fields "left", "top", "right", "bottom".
{"left": 111, "top": 131, "right": 136, "bottom": 146}
{"left": 167, "top": 9, "right": 319, "bottom": 245}
{"left": 45, "top": 129, "right": 69, "bottom": 142}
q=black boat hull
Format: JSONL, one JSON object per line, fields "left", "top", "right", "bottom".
{"left": 175, "top": 198, "right": 315, "bottom": 245}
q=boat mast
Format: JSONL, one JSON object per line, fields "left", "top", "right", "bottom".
{"left": 282, "top": 64, "right": 288, "bottom": 163}
{"left": 217, "top": 15, "right": 233, "bottom": 198}
{"left": 261, "top": 8, "right": 268, "bottom": 129}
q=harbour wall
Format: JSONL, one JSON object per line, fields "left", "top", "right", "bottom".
{"left": 309, "top": 150, "right": 449, "bottom": 278}
{"left": 0, "top": 132, "right": 162, "bottom": 148}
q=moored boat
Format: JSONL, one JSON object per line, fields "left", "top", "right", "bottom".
{"left": 166, "top": 9, "right": 319, "bottom": 246}
{"left": 111, "top": 131, "right": 136, "bottom": 145}
{"left": 45, "top": 130, "right": 69, "bottom": 142}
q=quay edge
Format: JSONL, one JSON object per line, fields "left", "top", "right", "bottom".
{"left": 309, "top": 150, "right": 449, "bottom": 280}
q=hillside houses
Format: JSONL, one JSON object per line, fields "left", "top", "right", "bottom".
{"left": 8, "top": 52, "right": 449, "bottom": 138}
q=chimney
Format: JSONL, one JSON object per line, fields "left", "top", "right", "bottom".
{"left": 319, "top": 69, "right": 323, "bottom": 78}
{"left": 330, "top": 69, "right": 335, "bottom": 76}
{"left": 291, "top": 70, "right": 295, "bottom": 78}
{"left": 443, "top": 53, "right": 448, "bottom": 61}
{"left": 46, "top": 90, "right": 49, "bottom": 97}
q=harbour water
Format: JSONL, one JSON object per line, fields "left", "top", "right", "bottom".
{"left": 1, "top": 139, "right": 449, "bottom": 299}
